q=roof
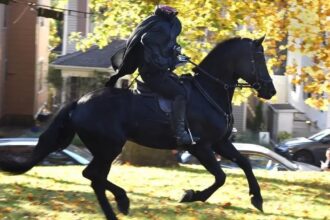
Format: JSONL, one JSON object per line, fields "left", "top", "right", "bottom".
{"left": 269, "top": 103, "right": 297, "bottom": 113}
{"left": 51, "top": 39, "right": 126, "bottom": 69}
{"left": 270, "top": 104, "right": 295, "bottom": 110}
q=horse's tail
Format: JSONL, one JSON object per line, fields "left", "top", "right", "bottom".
{"left": 0, "top": 102, "right": 77, "bottom": 174}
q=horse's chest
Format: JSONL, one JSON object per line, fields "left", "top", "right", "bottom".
{"left": 196, "top": 112, "right": 233, "bottom": 142}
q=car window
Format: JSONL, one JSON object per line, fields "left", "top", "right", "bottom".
{"left": 248, "top": 154, "right": 272, "bottom": 169}
{"left": 40, "top": 151, "right": 79, "bottom": 166}
{"left": 220, "top": 153, "right": 288, "bottom": 171}
{"left": 67, "top": 145, "right": 93, "bottom": 161}
{"left": 247, "top": 154, "right": 288, "bottom": 171}
{"left": 219, "top": 158, "right": 239, "bottom": 168}
{"left": 309, "top": 129, "right": 330, "bottom": 141}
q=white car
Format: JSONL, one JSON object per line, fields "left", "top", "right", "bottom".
{"left": 0, "top": 138, "right": 92, "bottom": 165}
{"left": 179, "top": 143, "right": 321, "bottom": 171}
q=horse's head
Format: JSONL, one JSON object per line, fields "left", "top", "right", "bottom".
{"left": 235, "top": 36, "right": 276, "bottom": 100}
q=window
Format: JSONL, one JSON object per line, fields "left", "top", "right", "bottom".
{"left": 40, "top": 151, "right": 78, "bottom": 165}
{"left": 220, "top": 153, "right": 288, "bottom": 171}
{"left": 39, "top": 17, "right": 44, "bottom": 27}
{"left": 303, "top": 91, "right": 311, "bottom": 99}
{"left": 292, "top": 83, "right": 296, "bottom": 93}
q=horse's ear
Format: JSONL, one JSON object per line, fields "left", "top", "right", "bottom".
{"left": 254, "top": 35, "right": 266, "bottom": 46}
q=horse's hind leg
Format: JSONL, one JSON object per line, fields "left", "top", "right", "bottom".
{"left": 83, "top": 162, "right": 130, "bottom": 216}
{"left": 82, "top": 157, "right": 117, "bottom": 220}
{"left": 82, "top": 144, "right": 129, "bottom": 220}
{"left": 105, "top": 175, "right": 130, "bottom": 215}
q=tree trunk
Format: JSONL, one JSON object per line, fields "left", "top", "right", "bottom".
{"left": 120, "top": 141, "right": 178, "bottom": 167}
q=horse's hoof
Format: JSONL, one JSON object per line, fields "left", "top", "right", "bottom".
{"left": 179, "top": 190, "right": 195, "bottom": 203}
{"left": 251, "top": 195, "right": 263, "bottom": 212}
{"left": 116, "top": 195, "right": 130, "bottom": 215}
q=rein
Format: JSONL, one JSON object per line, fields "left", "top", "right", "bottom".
{"left": 188, "top": 59, "right": 252, "bottom": 90}
{"left": 192, "top": 78, "right": 233, "bottom": 129}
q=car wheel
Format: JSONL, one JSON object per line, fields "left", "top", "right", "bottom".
{"left": 293, "top": 151, "right": 314, "bottom": 165}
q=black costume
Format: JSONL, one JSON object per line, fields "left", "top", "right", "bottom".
{"left": 106, "top": 5, "right": 198, "bottom": 146}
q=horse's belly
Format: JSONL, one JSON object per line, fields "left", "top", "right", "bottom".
{"left": 128, "top": 119, "right": 176, "bottom": 149}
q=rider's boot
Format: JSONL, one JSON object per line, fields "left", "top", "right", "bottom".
{"left": 172, "top": 96, "right": 199, "bottom": 146}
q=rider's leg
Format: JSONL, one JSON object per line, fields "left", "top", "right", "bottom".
{"left": 142, "top": 72, "right": 199, "bottom": 146}
{"left": 172, "top": 94, "right": 197, "bottom": 146}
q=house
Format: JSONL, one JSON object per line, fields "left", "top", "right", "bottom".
{"left": 49, "top": 0, "right": 129, "bottom": 104}
{"left": 0, "top": 0, "right": 50, "bottom": 126}
{"left": 62, "top": 0, "right": 91, "bottom": 55}
{"left": 50, "top": 40, "right": 126, "bottom": 103}
{"left": 265, "top": 52, "right": 327, "bottom": 142}
{"left": 286, "top": 52, "right": 329, "bottom": 130}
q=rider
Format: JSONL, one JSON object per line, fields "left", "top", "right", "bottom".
{"left": 105, "top": 5, "right": 199, "bottom": 146}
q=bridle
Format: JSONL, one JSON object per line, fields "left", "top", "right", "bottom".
{"left": 190, "top": 41, "right": 273, "bottom": 91}
{"left": 248, "top": 41, "right": 273, "bottom": 91}
{"left": 189, "top": 40, "right": 273, "bottom": 128}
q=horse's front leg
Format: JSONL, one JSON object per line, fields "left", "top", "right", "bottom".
{"left": 180, "top": 145, "right": 226, "bottom": 203}
{"left": 214, "top": 141, "right": 263, "bottom": 212}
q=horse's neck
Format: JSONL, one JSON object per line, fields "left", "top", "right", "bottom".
{"left": 194, "top": 70, "right": 236, "bottom": 115}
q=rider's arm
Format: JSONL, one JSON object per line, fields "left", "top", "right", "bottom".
{"left": 140, "top": 22, "right": 175, "bottom": 71}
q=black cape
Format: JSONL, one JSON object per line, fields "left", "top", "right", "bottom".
{"left": 106, "top": 14, "right": 181, "bottom": 87}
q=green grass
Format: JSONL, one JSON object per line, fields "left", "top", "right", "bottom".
{"left": 0, "top": 165, "right": 329, "bottom": 220}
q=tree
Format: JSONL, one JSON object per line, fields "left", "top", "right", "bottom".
{"left": 69, "top": 0, "right": 329, "bottom": 110}
{"left": 284, "top": 0, "right": 330, "bottom": 111}
{"left": 62, "top": 0, "right": 330, "bottom": 166}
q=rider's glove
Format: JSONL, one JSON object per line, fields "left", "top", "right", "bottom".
{"left": 175, "top": 54, "right": 190, "bottom": 67}
{"left": 173, "top": 44, "right": 182, "bottom": 55}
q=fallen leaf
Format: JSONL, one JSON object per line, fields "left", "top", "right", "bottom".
{"left": 222, "top": 202, "right": 232, "bottom": 208}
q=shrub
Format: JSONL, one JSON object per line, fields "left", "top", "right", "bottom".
{"left": 277, "top": 131, "right": 292, "bottom": 142}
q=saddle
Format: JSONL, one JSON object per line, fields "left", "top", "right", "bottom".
{"left": 134, "top": 75, "right": 192, "bottom": 114}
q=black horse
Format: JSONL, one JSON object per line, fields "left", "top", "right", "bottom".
{"left": 0, "top": 36, "right": 276, "bottom": 220}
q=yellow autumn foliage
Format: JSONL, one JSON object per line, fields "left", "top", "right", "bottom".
{"left": 68, "top": 0, "right": 329, "bottom": 109}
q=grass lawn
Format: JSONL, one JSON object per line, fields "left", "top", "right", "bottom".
{"left": 0, "top": 165, "right": 329, "bottom": 220}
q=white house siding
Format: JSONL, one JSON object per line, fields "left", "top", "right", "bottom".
{"left": 272, "top": 75, "right": 289, "bottom": 103}
{"left": 232, "top": 103, "right": 247, "bottom": 132}
{"left": 62, "top": 0, "right": 91, "bottom": 55}
{"left": 287, "top": 51, "right": 330, "bottom": 129}
{"left": 63, "top": 0, "right": 78, "bottom": 54}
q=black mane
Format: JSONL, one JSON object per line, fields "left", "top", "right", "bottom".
{"left": 197, "top": 37, "right": 251, "bottom": 70}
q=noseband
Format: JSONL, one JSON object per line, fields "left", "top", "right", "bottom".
{"left": 248, "top": 42, "right": 273, "bottom": 91}
{"left": 190, "top": 41, "right": 272, "bottom": 91}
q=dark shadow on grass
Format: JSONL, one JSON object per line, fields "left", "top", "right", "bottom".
{"left": 169, "top": 166, "right": 330, "bottom": 194}
{"left": 127, "top": 191, "right": 308, "bottom": 220}
{"left": 0, "top": 183, "right": 100, "bottom": 216}
{"left": 225, "top": 205, "right": 320, "bottom": 220}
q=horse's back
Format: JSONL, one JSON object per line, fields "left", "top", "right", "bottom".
{"left": 70, "top": 87, "right": 175, "bottom": 148}
{"left": 71, "top": 88, "right": 132, "bottom": 137}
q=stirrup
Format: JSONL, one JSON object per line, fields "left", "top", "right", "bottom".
{"left": 187, "top": 128, "right": 197, "bottom": 145}
{"left": 176, "top": 129, "right": 199, "bottom": 146}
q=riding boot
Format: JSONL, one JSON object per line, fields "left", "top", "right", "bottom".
{"left": 172, "top": 97, "right": 199, "bottom": 146}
